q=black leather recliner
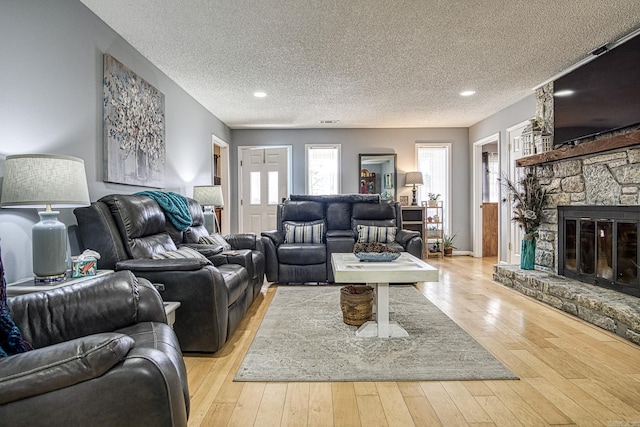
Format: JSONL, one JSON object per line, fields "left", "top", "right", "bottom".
{"left": 0, "top": 271, "right": 189, "bottom": 427}
{"left": 261, "top": 195, "right": 422, "bottom": 284}
{"left": 73, "top": 194, "right": 259, "bottom": 353}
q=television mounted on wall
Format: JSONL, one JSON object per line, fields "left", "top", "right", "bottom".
{"left": 553, "top": 32, "right": 640, "bottom": 148}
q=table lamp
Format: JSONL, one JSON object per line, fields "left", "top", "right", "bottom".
{"left": 405, "top": 172, "right": 424, "bottom": 206}
{"left": 193, "top": 185, "right": 224, "bottom": 233}
{"left": 1, "top": 154, "right": 90, "bottom": 282}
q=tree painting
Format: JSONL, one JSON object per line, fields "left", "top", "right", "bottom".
{"left": 103, "top": 54, "right": 165, "bottom": 187}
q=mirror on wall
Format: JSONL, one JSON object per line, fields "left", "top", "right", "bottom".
{"left": 359, "top": 154, "right": 397, "bottom": 201}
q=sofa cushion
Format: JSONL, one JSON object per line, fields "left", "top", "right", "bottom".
{"left": 326, "top": 202, "right": 352, "bottom": 230}
{"left": 356, "top": 225, "right": 397, "bottom": 243}
{"left": 277, "top": 244, "right": 326, "bottom": 265}
{"left": 152, "top": 247, "right": 207, "bottom": 260}
{"left": 283, "top": 221, "right": 325, "bottom": 243}
{"left": 199, "top": 234, "right": 232, "bottom": 250}
{"left": 280, "top": 201, "right": 325, "bottom": 222}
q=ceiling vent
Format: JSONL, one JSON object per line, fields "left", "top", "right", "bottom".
{"left": 320, "top": 120, "right": 339, "bottom": 124}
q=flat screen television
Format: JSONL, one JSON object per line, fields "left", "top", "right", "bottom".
{"left": 553, "top": 33, "right": 640, "bottom": 147}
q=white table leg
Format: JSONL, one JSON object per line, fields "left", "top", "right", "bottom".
{"left": 355, "top": 282, "right": 408, "bottom": 338}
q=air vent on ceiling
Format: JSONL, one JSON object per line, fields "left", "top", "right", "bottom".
{"left": 320, "top": 120, "right": 340, "bottom": 124}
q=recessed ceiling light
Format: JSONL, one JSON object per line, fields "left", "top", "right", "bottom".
{"left": 460, "top": 90, "right": 476, "bottom": 97}
{"left": 554, "top": 90, "right": 575, "bottom": 97}
{"left": 253, "top": 91, "right": 267, "bottom": 98}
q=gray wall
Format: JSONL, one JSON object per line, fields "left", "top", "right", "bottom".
{"left": 0, "top": 0, "right": 230, "bottom": 282}
{"left": 468, "top": 94, "right": 536, "bottom": 263}
{"left": 230, "top": 127, "right": 470, "bottom": 248}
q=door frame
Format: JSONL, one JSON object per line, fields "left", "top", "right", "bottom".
{"left": 237, "top": 145, "right": 292, "bottom": 233}
{"left": 506, "top": 119, "right": 533, "bottom": 265}
{"left": 472, "top": 133, "right": 500, "bottom": 258}
{"left": 212, "top": 134, "right": 230, "bottom": 233}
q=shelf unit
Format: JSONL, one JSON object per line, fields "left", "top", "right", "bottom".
{"left": 423, "top": 201, "right": 444, "bottom": 258}
{"left": 401, "top": 206, "right": 424, "bottom": 240}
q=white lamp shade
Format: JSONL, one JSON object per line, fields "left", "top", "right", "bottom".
{"left": 1, "top": 154, "right": 91, "bottom": 280}
{"left": 405, "top": 171, "right": 424, "bottom": 187}
{"left": 193, "top": 185, "right": 224, "bottom": 207}
{"left": 1, "top": 154, "right": 90, "bottom": 208}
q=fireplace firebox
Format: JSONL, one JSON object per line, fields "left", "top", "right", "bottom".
{"left": 558, "top": 206, "right": 639, "bottom": 297}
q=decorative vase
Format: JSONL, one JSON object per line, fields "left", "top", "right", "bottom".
{"left": 521, "top": 235, "right": 536, "bottom": 270}
{"left": 136, "top": 145, "right": 149, "bottom": 181}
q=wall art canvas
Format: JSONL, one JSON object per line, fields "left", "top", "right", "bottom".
{"left": 103, "top": 54, "right": 165, "bottom": 187}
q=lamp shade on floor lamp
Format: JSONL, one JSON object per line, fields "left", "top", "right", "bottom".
{"left": 193, "top": 185, "right": 224, "bottom": 234}
{"left": 0, "top": 154, "right": 90, "bottom": 281}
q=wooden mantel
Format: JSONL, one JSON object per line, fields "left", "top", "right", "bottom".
{"left": 516, "top": 129, "right": 640, "bottom": 167}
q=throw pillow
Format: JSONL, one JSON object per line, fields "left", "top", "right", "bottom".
{"left": 152, "top": 247, "right": 208, "bottom": 260}
{"left": 356, "top": 225, "right": 397, "bottom": 243}
{"left": 199, "top": 234, "right": 232, "bottom": 251}
{"left": 0, "top": 246, "right": 32, "bottom": 357}
{"left": 283, "top": 220, "right": 325, "bottom": 244}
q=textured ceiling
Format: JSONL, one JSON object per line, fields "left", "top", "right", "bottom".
{"left": 80, "top": 0, "right": 640, "bottom": 129}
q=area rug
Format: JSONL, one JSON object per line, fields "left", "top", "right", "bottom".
{"left": 234, "top": 286, "right": 518, "bottom": 382}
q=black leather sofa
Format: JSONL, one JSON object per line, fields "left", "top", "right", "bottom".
{"left": 261, "top": 194, "right": 422, "bottom": 284}
{"left": 1, "top": 271, "right": 189, "bottom": 427}
{"left": 73, "top": 194, "right": 264, "bottom": 353}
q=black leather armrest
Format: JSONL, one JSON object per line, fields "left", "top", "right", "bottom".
{"left": 220, "top": 249, "right": 254, "bottom": 279}
{"left": 0, "top": 333, "right": 133, "bottom": 405}
{"left": 116, "top": 258, "right": 211, "bottom": 272}
{"left": 261, "top": 230, "right": 284, "bottom": 245}
{"left": 396, "top": 229, "right": 420, "bottom": 245}
{"left": 326, "top": 229, "right": 355, "bottom": 238}
{"left": 224, "top": 233, "right": 258, "bottom": 250}
{"left": 180, "top": 243, "right": 224, "bottom": 258}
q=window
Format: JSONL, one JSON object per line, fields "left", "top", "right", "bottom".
{"left": 305, "top": 144, "right": 341, "bottom": 195}
{"left": 416, "top": 143, "right": 451, "bottom": 233}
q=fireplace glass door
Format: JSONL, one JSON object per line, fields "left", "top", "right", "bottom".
{"left": 559, "top": 206, "right": 639, "bottom": 297}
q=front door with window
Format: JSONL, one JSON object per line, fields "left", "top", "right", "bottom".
{"left": 240, "top": 147, "right": 289, "bottom": 234}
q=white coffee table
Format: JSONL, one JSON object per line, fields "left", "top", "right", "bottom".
{"left": 331, "top": 252, "right": 438, "bottom": 338}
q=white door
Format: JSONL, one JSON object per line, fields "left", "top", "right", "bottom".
{"left": 240, "top": 147, "right": 289, "bottom": 234}
{"left": 507, "top": 120, "right": 531, "bottom": 265}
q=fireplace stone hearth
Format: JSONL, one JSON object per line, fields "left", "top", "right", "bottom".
{"left": 493, "top": 265, "right": 640, "bottom": 345}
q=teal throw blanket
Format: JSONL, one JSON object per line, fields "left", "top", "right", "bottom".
{"left": 135, "top": 191, "right": 192, "bottom": 231}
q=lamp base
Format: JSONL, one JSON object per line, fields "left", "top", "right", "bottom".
{"left": 203, "top": 207, "right": 215, "bottom": 234}
{"left": 411, "top": 187, "right": 418, "bottom": 206}
{"left": 32, "top": 210, "right": 68, "bottom": 280}
{"left": 34, "top": 273, "right": 67, "bottom": 284}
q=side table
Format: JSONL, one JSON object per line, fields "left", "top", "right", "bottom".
{"left": 6, "top": 270, "right": 114, "bottom": 297}
{"left": 163, "top": 301, "right": 181, "bottom": 329}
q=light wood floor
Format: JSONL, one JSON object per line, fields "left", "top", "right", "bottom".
{"left": 184, "top": 256, "right": 640, "bottom": 426}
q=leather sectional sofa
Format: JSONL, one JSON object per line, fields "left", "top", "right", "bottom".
{"left": 74, "top": 194, "right": 264, "bottom": 353}
{"left": 1, "top": 270, "right": 189, "bottom": 427}
{"left": 261, "top": 194, "right": 422, "bottom": 284}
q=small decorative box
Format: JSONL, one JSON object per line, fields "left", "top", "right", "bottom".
{"left": 72, "top": 257, "right": 97, "bottom": 278}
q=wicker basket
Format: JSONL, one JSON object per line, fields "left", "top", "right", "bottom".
{"left": 340, "top": 285, "right": 374, "bottom": 326}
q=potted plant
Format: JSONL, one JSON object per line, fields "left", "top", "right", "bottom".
{"left": 501, "top": 172, "right": 547, "bottom": 270}
{"left": 431, "top": 240, "right": 441, "bottom": 253}
{"left": 443, "top": 233, "right": 457, "bottom": 256}
{"left": 427, "top": 193, "right": 440, "bottom": 207}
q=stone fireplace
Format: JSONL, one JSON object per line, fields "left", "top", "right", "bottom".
{"left": 493, "top": 128, "right": 640, "bottom": 345}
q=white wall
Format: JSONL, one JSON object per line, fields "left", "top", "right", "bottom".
{"left": 468, "top": 95, "right": 536, "bottom": 263}
{"left": 230, "top": 128, "right": 470, "bottom": 248}
{"left": 0, "top": 0, "right": 230, "bottom": 282}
